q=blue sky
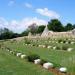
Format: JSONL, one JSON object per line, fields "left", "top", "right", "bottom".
{"left": 0, "top": 0, "right": 75, "bottom": 33}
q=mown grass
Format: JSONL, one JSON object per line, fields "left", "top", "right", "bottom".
{"left": 0, "top": 48, "right": 54, "bottom": 75}
{"left": 1, "top": 38, "right": 75, "bottom": 75}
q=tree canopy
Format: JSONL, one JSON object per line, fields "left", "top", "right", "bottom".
{"left": 37, "top": 25, "right": 45, "bottom": 33}
{"left": 0, "top": 28, "right": 20, "bottom": 40}
{"left": 65, "top": 23, "right": 73, "bottom": 31}
{"left": 47, "top": 19, "right": 64, "bottom": 32}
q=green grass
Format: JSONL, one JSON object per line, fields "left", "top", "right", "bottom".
{"left": 0, "top": 38, "right": 75, "bottom": 75}
{"left": 0, "top": 49, "right": 54, "bottom": 75}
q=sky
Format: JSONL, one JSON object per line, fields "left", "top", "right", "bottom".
{"left": 0, "top": 0, "right": 75, "bottom": 33}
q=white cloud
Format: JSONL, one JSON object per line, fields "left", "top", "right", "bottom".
{"left": 25, "top": 3, "right": 32, "bottom": 8}
{"left": 0, "top": 17, "right": 47, "bottom": 33}
{"left": 0, "top": 17, "right": 8, "bottom": 28}
{"left": 21, "top": 17, "right": 47, "bottom": 27}
{"left": 8, "top": 0, "right": 15, "bottom": 6}
{"left": 36, "top": 8, "right": 60, "bottom": 18}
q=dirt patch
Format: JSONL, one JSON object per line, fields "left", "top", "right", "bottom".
{"left": 48, "top": 68, "right": 70, "bottom": 75}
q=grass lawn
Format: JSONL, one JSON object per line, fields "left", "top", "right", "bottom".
{"left": 0, "top": 48, "right": 54, "bottom": 75}
{"left": 0, "top": 38, "right": 75, "bottom": 75}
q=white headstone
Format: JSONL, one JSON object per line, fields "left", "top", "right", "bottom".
{"left": 59, "top": 67, "right": 67, "bottom": 73}
{"left": 43, "top": 62, "right": 54, "bottom": 69}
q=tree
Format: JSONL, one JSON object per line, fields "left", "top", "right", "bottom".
{"left": 21, "top": 29, "right": 29, "bottom": 36}
{"left": 73, "top": 24, "right": 75, "bottom": 29}
{"left": 12, "top": 33, "right": 21, "bottom": 38}
{"left": 65, "top": 23, "right": 73, "bottom": 31}
{"left": 47, "top": 19, "right": 64, "bottom": 32}
{"left": 0, "top": 28, "right": 13, "bottom": 39}
{"left": 37, "top": 25, "right": 45, "bottom": 33}
{"left": 28, "top": 23, "right": 38, "bottom": 34}
{"left": 0, "top": 28, "right": 20, "bottom": 40}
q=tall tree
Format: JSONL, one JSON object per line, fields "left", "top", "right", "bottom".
{"left": 37, "top": 25, "right": 45, "bottom": 33}
{"left": 21, "top": 29, "right": 29, "bottom": 36}
{"left": 65, "top": 23, "right": 73, "bottom": 31}
{"left": 28, "top": 23, "right": 38, "bottom": 34}
{"left": 73, "top": 24, "right": 75, "bottom": 29}
{"left": 0, "top": 28, "right": 20, "bottom": 40}
{"left": 47, "top": 19, "right": 64, "bottom": 32}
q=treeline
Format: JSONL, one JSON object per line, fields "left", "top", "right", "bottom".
{"left": 0, "top": 19, "right": 75, "bottom": 40}
{"left": 48, "top": 19, "right": 75, "bottom": 32}
{"left": 23, "top": 19, "right": 75, "bottom": 35}
{"left": 0, "top": 28, "right": 21, "bottom": 40}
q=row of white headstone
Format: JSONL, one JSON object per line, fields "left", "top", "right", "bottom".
{"left": 34, "top": 59, "right": 67, "bottom": 73}
{"left": 25, "top": 43, "right": 73, "bottom": 52}
{"left": 6, "top": 48, "right": 67, "bottom": 73}
{"left": 49, "top": 41, "right": 75, "bottom": 44}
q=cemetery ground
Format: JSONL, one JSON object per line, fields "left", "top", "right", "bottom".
{"left": 0, "top": 37, "right": 75, "bottom": 75}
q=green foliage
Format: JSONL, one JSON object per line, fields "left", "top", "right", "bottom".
{"left": 58, "top": 39, "right": 63, "bottom": 43}
{"left": 62, "top": 45, "right": 69, "bottom": 50}
{"left": 65, "top": 23, "right": 73, "bottom": 31}
{"left": 28, "top": 23, "right": 38, "bottom": 34}
{"left": 24, "top": 38, "right": 31, "bottom": 44}
{"left": 47, "top": 19, "right": 64, "bottom": 32}
{"left": 63, "top": 40, "right": 66, "bottom": 43}
{"left": 21, "top": 29, "right": 29, "bottom": 36}
{"left": 68, "top": 40, "right": 71, "bottom": 44}
{"left": 56, "top": 46, "right": 61, "bottom": 50}
{"left": 0, "top": 28, "right": 20, "bottom": 40}
{"left": 40, "top": 59, "right": 47, "bottom": 65}
{"left": 37, "top": 25, "right": 45, "bottom": 33}
{"left": 27, "top": 54, "right": 40, "bottom": 62}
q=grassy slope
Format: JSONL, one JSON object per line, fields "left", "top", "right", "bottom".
{"left": 3, "top": 39, "right": 75, "bottom": 75}
{"left": 0, "top": 48, "right": 55, "bottom": 75}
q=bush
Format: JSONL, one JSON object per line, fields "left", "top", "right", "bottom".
{"left": 62, "top": 45, "right": 69, "bottom": 50}
{"left": 25, "top": 40, "right": 31, "bottom": 44}
{"left": 68, "top": 41, "right": 71, "bottom": 44}
{"left": 27, "top": 54, "right": 40, "bottom": 62}
{"left": 40, "top": 59, "right": 47, "bottom": 66}
{"left": 13, "top": 51, "right": 18, "bottom": 56}
{"left": 25, "top": 41, "right": 31, "bottom": 44}
{"left": 24, "top": 38, "right": 31, "bottom": 44}
{"left": 58, "top": 39, "right": 62, "bottom": 43}
{"left": 56, "top": 46, "right": 61, "bottom": 50}
{"left": 32, "top": 44, "right": 35, "bottom": 46}
{"left": 63, "top": 40, "right": 66, "bottom": 43}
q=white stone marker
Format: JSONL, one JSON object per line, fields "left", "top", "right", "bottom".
{"left": 21, "top": 54, "right": 26, "bottom": 59}
{"left": 47, "top": 46, "right": 52, "bottom": 49}
{"left": 43, "top": 62, "right": 54, "bottom": 69}
{"left": 16, "top": 53, "right": 22, "bottom": 57}
{"left": 34, "top": 59, "right": 41, "bottom": 64}
{"left": 67, "top": 48, "right": 73, "bottom": 52}
{"left": 59, "top": 67, "right": 67, "bottom": 73}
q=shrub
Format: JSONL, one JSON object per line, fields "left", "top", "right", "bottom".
{"left": 63, "top": 40, "right": 66, "bottom": 43}
{"left": 13, "top": 51, "right": 18, "bottom": 56}
{"left": 62, "top": 45, "right": 69, "bottom": 50}
{"left": 45, "top": 44, "right": 48, "bottom": 48}
{"left": 58, "top": 39, "right": 62, "bottom": 43}
{"left": 24, "top": 38, "right": 31, "bottom": 44}
{"left": 32, "top": 44, "right": 35, "bottom": 46}
{"left": 56, "top": 46, "right": 61, "bottom": 50}
{"left": 68, "top": 41, "right": 71, "bottom": 44}
{"left": 25, "top": 41, "right": 31, "bottom": 44}
{"left": 40, "top": 59, "right": 47, "bottom": 66}
{"left": 27, "top": 54, "right": 40, "bottom": 62}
